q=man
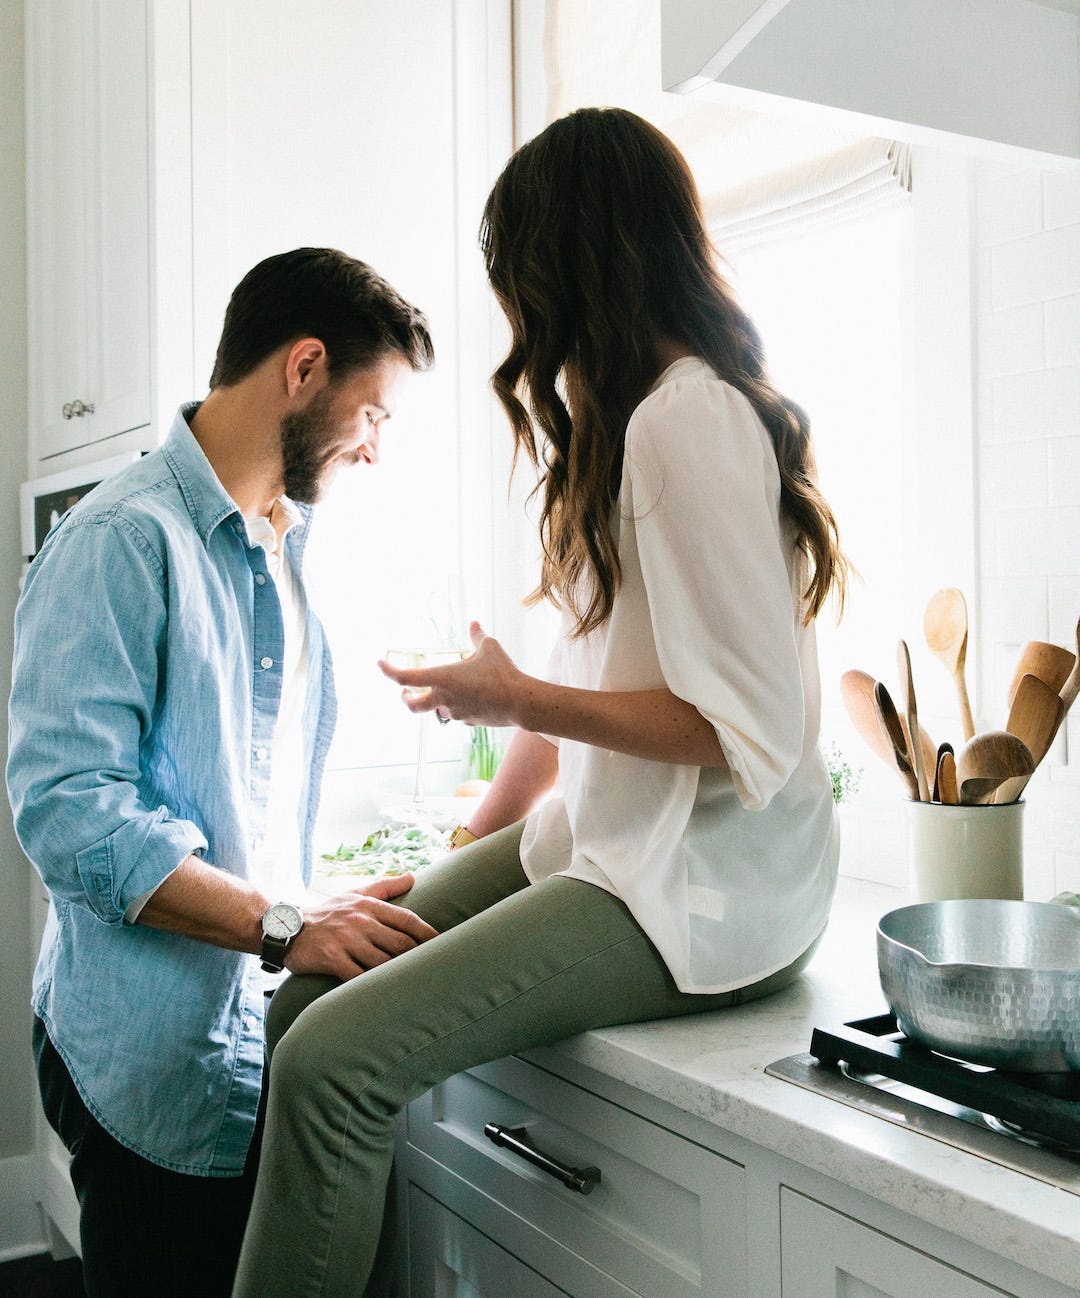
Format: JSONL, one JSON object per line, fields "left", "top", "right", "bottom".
{"left": 7, "top": 248, "right": 439, "bottom": 1297}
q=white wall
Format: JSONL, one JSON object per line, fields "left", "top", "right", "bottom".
{"left": 972, "top": 157, "right": 1080, "bottom": 901}
{"left": 0, "top": 0, "right": 42, "bottom": 1254}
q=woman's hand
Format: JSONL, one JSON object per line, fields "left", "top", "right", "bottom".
{"left": 378, "top": 621, "right": 531, "bottom": 729}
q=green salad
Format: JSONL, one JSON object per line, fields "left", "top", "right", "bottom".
{"left": 319, "top": 822, "right": 451, "bottom": 876}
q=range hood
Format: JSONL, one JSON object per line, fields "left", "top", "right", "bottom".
{"left": 661, "top": 0, "right": 1080, "bottom": 166}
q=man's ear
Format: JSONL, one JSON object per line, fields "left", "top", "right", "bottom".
{"left": 284, "top": 338, "right": 328, "bottom": 398}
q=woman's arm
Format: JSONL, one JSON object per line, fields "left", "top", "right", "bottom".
{"left": 464, "top": 728, "right": 561, "bottom": 840}
{"left": 379, "top": 624, "right": 728, "bottom": 769}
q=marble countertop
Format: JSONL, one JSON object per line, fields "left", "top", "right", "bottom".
{"left": 517, "top": 877, "right": 1080, "bottom": 1292}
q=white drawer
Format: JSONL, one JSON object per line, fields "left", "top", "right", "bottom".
{"left": 408, "top": 1186, "right": 570, "bottom": 1298}
{"left": 405, "top": 1056, "right": 747, "bottom": 1298}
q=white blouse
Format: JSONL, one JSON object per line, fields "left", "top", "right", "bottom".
{"left": 519, "top": 357, "right": 839, "bottom": 993}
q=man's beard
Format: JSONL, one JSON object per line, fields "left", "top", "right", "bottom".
{"left": 280, "top": 387, "right": 337, "bottom": 504}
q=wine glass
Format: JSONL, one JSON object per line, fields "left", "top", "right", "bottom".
{"left": 383, "top": 646, "right": 470, "bottom": 823}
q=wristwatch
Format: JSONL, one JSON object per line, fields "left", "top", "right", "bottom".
{"left": 260, "top": 902, "right": 304, "bottom": 973}
{"left": 448, "top": 824, "right": 478, "bottom": 850}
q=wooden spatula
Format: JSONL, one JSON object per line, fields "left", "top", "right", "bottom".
{"left": 994, "top": 673, "right": 1066, "bottom": 804}
{"left": 936, "top": 749, "right": 958, "bottom": 804}
{"left": 1006, "top": 641, "right": 1075, "bottom": 705}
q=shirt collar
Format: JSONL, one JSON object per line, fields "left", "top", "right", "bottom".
{"left": 161, "top": 403, "right": 313, "bottom": 552}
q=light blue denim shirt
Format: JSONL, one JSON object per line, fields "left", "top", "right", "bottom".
{"left": 7, "top": 404, "right": 337, "bottom": 1176}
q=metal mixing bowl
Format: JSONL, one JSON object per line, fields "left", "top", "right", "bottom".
{"left": 877, "top": 900, "right": 1080, "bottom": 1072}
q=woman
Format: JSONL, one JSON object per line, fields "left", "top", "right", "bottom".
{"left": 233, "top": 107, "right": 847, "bottom": 1297}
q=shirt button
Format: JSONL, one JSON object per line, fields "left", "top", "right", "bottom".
{"left": 255, "top": 573, "right": 266, "bottom": 586}
{"left": 245, "top": 1015, "right": 257, "bottom": 1031}
{"left": 260, "top": 656, "right": 274, "bottom": 669}
{"left": 255, "top": 747, "right": 268, "bottom": 761}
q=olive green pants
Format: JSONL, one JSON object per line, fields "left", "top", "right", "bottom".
{"left": 232, "top": 822, "right": 815, "bottom": 1298}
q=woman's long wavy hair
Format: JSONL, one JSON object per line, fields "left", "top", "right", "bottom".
{"left": 480, "top": 106, "right": 849, "bottom": 637}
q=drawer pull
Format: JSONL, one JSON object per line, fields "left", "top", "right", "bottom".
{"left": 483, "top": 1122, "right": 601, "bottom": 1195}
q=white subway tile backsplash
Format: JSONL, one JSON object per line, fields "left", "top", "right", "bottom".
{"left": 1047, "top": 435, "right": 1080, "bottom": 507}
{"left": 990, "top": 505, "right": 1080, "bottom": 576}
{"left": 1048, "top": 574, "right": 1080, "bottom": 644}
{"left": 990, "top": 224, "right": 1080, "bottom": 310}
{"left": 1045, "top": 292, "right": 1080, "bottom": 367}
{"left": 980, "top": 576, "right": 1049, "bottom": 644}
{"left": 979, "top": 439, "right": 1047, "bottom": 509}
{"left": 979, "top": 302, "right": 1043, "bottom": 377}
{"left": 1044, "top": 170, "right": 1080, "bottom": 230}
{"left": 991, "top": 363, "right": 1080, "bottom": 440}
{"left": 974, "top": 166, "right": 1043, "bottom": 248}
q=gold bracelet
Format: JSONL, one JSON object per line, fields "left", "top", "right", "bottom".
{"left": 448, "top": 824, "right": 478, "bottom": 850}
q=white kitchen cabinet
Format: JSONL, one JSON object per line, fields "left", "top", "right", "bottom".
{"left": 408, "top": 1187, "right": 572, "bottom": 1298}
{"left": 25, "top": 0, "right": 152, "bottom": 465}
{"left": 780, "top": 1188, "right": 1016, "bottom": 1298}
{"left": 399, "top": 1053, "right": 1076, "bottom": 1298}
{"left": 401, "top": 1055, "right": 747, "bottom": 1298}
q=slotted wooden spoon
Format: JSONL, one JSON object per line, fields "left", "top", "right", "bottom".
{"left": 924, "top": 588, "right": 975, "bottom": 742}
{"left": 956, "top": 731, "right": 1034, "bottom": 806}
{"left": 897, "top": 640, "right": 930, "bottom": 801}
{"left": 873, "top": 681, "right": 919, "bottom": 800}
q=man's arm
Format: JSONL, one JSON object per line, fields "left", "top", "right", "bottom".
{"left": 138, "top": 855, "right": 438, "bottom": 982}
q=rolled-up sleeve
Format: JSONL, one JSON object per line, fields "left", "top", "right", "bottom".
{"left": 7, "top": 516, "right": 208, "bottom": 923}
{"left": 626, "top": 377, "right": 805, "bottom": 809}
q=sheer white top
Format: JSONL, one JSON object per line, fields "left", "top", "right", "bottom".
{"left": 520, "top": 357, "right": 839, "bottom": 993}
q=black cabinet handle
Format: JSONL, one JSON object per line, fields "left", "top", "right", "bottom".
{"left": 484, "top": 1123, "right": 601, "bottom": 1195}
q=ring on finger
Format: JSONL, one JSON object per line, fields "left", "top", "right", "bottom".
{"left": 435, "top": 708, "right": 451, "bottom": 726}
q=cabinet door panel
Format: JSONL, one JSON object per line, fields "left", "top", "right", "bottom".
{"left": 780, "top": 1189, "right": 1014, "bottom": 1298}
{"left": 82, "top": 0, "right": 151, "bottom": 448}
{"left": 409, "top": 1187, "right": 571, "bottom": 1298}
{"left": 26, "top": 0, "right": 90, "bottom": 455}
{"left": 27, "top": 0, "right": 151, "bottom": 464}
{"left": 408, "top": 1056, "right": 746, "bottom": 1298}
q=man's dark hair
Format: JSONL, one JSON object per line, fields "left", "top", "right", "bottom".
{"left": 209, "top": 247, "right": 434, "bottom": 388}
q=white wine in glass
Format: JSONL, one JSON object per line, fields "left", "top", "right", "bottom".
{"left": 384, "top": 647, "right": 470, "bottom": 822}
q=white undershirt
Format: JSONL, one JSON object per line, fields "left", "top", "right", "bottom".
{"left": 246, "top": 500, "right": 310, "bottom": 905}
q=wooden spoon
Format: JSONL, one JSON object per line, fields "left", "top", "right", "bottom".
{"left": 924, "top": 588, "right": 975, "bottom": 742}
{"left": 994, "top": 673, "right": 1066, "bottom": 804}
{"left": 1007, "top": 641, "right": 1075, "bottom": 706}
{"left": 873, "top": 681, "right": 919, "bottom": 800}
{"left": 840, "top": 670, "right": 895, "bottom": 768}
{"left": 936, "top": 749, "right": 958, "bottom": 804}
{"left": 956, "top": 731, "right": 1034, "bottom": 806}
{"left": 897, "top": 640, "right": 930, "bottom": 801}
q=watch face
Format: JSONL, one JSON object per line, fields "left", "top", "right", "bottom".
{"left": 264, "top": 903, "right": 303, "bottom": 940}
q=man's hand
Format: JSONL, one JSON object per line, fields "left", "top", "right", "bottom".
{"left": 285, "top": 873, "right": 438, "bottom": 981}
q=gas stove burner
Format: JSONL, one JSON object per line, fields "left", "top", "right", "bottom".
{"left": 808, "top": 1014, "right": 1080, "bottom": 1152}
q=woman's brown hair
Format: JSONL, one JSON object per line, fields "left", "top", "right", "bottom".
{"left": 480, "top": 106, "right": 849, "bottom": 636}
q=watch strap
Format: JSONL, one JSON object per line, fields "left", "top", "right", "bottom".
{"left": 260, "top": 932, "right": 290, "bottom": 974}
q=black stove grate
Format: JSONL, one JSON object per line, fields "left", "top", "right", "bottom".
{"left": 810, "top": 1015, "right": 1080, "bottom": 1150}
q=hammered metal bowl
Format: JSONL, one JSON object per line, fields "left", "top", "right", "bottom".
{"left": 877, "top": 900, "right": 1080, "bottom": 1072}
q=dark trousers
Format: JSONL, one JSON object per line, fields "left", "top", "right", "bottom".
{"left": 33, "top": 1016, "right": 267, "bottom": 1298}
